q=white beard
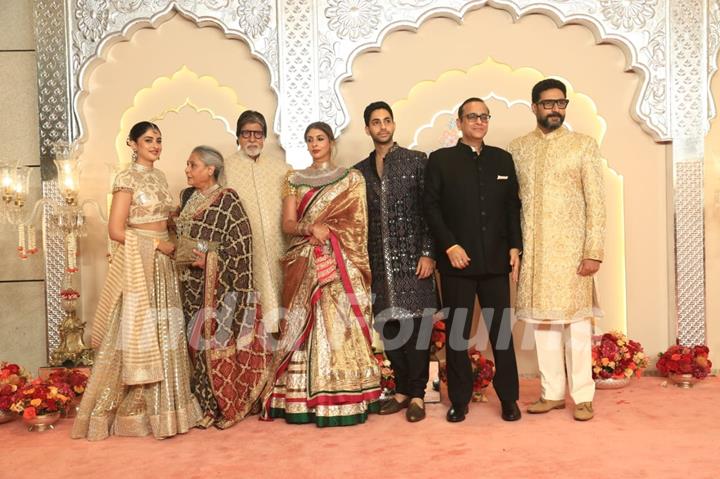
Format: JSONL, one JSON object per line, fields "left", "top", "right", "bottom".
{"left": 241, "top": 144, "right": 262, "bottom": 158}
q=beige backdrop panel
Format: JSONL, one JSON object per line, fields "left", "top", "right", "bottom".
{"left": 337, "top": 8, "right": 668, "bottom": 374}
{"left": 705, "top": 60, "right": 720, "bottom": 368}
{"left": 76, "top": 14, "right": 281, "bottom": 323}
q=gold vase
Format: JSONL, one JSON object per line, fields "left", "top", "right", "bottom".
{"left": 668, "top": 373, "right": 699, "bottom": 388}
{"left": 23, "top": 412, "right": 61, "bottom": 432}
{"left": 0, "top": 410, "right": 16, "bottom": 424}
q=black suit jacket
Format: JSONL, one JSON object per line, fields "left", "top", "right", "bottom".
{"left": 424, "top": 140, "right": 522, "bottom": 276}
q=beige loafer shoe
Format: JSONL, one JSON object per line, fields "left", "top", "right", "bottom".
{"left": 527, "top": 397, "right": 566, "bottom": 414}
{"left": 573, "top": 402, "right": 594, "bottom": 421}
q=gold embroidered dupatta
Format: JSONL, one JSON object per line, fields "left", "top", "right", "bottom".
{"left": 260, "top": 170, "right": 380, "bottom": 420}
{"left": 91, "top": 229, "right": 163, "bottom": 385}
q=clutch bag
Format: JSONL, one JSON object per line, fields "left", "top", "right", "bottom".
{"left": 175, "top": 235, "right": 218, "bottom": 266}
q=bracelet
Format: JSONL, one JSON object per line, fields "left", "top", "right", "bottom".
{"left": 153, "top": 238, "right": 160, "bottom": 250}
{"left": 296, "top": 223, "right": 310, "bottom": 236}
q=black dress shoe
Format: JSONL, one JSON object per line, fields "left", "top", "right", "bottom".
{"left": 501, "top": 401, "right": 521, "bottom": 421}
{"left": 446, "top": 404, "right": 469, "bottom": 423}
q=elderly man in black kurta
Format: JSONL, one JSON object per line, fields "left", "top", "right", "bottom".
{"left": 424, "top": 97, "right": 522, "bottom": 423}
{"left": 355, "top": 101, "right": 438, "bottom": 423}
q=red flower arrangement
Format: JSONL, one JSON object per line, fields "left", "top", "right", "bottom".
{"left": 47, "top": 368, "right": 89, "bottom": 396}
{"left": 430, "top": 319, "right": 446, "bottom": 354}
{"left": 656, "top": 344, "right": 712, "bottom": 379}
{"left": 0, "top": 362, "right": 31, "bottom": 412}
{"left": 374, "top": 353, "right": 396, "bottom": 393}
{"left": 10, "top": 378, "right": 75, "bottom": 419}
{"left": 469, "top": 349, "right": 495, "bottom": 392}
{"left": 592, "top": 331, "right": 648, "bottom": 380}
{"left": 438, "top": 347, "right": 496, "bottom": 401}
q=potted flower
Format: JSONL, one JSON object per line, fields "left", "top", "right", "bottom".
{"left": 437, "top": 347, "right": 495, "bottom": 402}
{"left": 469, "top": 348, "right": 495, "bottom": 402}
{"left": 10, "top": 378, "right": 75, "bottom": 431}
{"left": 47, "top": 368, "right": 89, "bottom": 417}
{"left": 0, "top": 362, "right": 31, "bottom": 424}
{"left": 656, "top": 344, "right": 712, "bottom": 388}
{"left": 592, "top": 331, "right": 649, "bottom": 389}
{"left": 430, "top": 319, "right": 446, "bottom": 355}
{"left": 374, "top": 353, "right": 396, "bottom": 400}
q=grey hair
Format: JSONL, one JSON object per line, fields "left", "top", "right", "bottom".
{"left": 192, "top": 145, "right": 224, "bottom": 182}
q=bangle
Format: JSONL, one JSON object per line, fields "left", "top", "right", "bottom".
{"left": 153, "top": 238, "right": 160, "bottom": 250}
{"left": 296, "top": 223, "right": 310, "bottom": 236}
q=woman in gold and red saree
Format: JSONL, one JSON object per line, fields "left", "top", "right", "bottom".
{"left": 260, "top": 122, "right": 381, "bottom": 427}
{"left": 176, "top": 146, "right": 272, "bottom": 429}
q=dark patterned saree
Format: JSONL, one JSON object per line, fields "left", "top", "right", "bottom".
{"left": 177, "top": 186, "right": 271, "bottom": 429}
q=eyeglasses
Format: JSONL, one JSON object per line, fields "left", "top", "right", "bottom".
{"left": 536, "top": 99, "right": 570, "bottom": 110}
{"left": 464, "top": 113, "right": 491, "bottom": 123}
{"left": 240, "top": 130, "right": 264, "bottom": 139}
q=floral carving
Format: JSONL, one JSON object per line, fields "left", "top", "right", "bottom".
{"left": 600, "top": 0, "right": 657, "bottom": 30}
{"left": 201, "top": 0, "right": 230, "bottom": 8}
{"left": 236, "top": 0, "right": 271, "bottom": 38}
{"left": 75, "top": 0, "right": 110, "bottom": 42}
{"left": 325, "top": 0, "right": 382, "bottom": 40}
{"left": 109, "top": 0, "right": 143, "bottom": 13}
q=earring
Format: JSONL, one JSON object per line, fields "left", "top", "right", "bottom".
{"left": 132, "top": 150, "right": 138, "bottom": 162}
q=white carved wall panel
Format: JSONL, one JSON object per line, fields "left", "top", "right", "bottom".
{"left": 34, "top": 0, "right": 718, "bottom": 348}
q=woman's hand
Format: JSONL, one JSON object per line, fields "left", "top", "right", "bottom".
{"left": 309, "top": 223, "right": 330, "bottom": 245}
{"left": 156, "top": 240, "right": 176, "bottom": 257}
{"left": 191, "top": 248, "right": 206, "bottom": 269}
{"left": 167, "top": 208, "right": 179, "bottom": 232}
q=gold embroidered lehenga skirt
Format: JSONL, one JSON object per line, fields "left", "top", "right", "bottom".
{"left": 260, "top": 170, "right": 381, "bottom": 426}
{"left": 71, "top": 230, "right": 201, "bottom": 441}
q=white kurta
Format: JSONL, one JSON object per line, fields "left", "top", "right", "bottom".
{"left": 224, "top": 150, "right": 290, "bottom": 333}
{"left": 508, "top": 127, "right": 605, "bottom": 324}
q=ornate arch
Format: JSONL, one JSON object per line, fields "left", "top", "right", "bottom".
{"left": 33, "top": 0, "right": 715, "bottom": 356}
{"left": 316, "top": 0, "right": 668, "bottom": 142}
{"left": 70, "top": 0, "right": 279, "bottom": 142}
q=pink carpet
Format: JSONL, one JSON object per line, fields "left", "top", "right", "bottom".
{"left": 3, "top": 377, "right": 718, "bottom": 478}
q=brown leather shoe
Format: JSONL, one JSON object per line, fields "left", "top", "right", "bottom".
{"left": 573, "top": 402, "right": 594, "bottom": 421}
{"left": 378, "top": 397, "right": 410, "bottom": 415}
{"left": 527, "top": 398, "right": 566, "bottom": 414}
{"left": 406, "top": 401, "right": 426, "bottom": 423}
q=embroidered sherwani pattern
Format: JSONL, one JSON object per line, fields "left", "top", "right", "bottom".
{"left": 355, "top": 144, "right": 437, "bottom": 320}
{"left": 224, "top": 150, "right": 290, "bottom": 333}
{"left": 509, "top": 126, "right": 606, "bottom": 324}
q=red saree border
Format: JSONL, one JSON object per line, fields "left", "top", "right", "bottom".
{"left": 272, "top": 389, "right": 381, "bottom": 407}
{"left": 329, "top": 232, "right": 372, "bottom": 346}
{"left": 297, "top": 187, "right": 318, "bottom": 219}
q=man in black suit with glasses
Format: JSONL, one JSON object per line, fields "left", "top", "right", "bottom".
{"left": 424, "top": 97, "right": 522, "bottom": 423}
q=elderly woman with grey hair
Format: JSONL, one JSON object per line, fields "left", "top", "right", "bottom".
{"left": 176, "top": 145, "right": 272, "bottom": 429}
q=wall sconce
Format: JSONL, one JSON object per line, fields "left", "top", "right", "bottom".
{"left": 1, "top": 165, "right": 37, "bottom": 256}
{"left": 2, "top": 140, "right": 107, "bottom": 366}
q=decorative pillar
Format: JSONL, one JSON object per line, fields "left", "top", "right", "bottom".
{"left": 669, "top": 0, "right": 708, "bottom": 345}
{"left": 35, "top": 0, "right": 71, "bottom": 359}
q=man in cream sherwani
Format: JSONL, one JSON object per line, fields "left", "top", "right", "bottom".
{"left": 224, "top": 110, "right": 290, "bottom": 334}
{"left": 508, "top": 79, "right": 605, "bottom": 421}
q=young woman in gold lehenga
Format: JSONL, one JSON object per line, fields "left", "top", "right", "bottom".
{"left": 72, "top": 121, "right": 201, "bottom": 440}
{"left": 260, "top": 122, "right": 381, "bottom": 426}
